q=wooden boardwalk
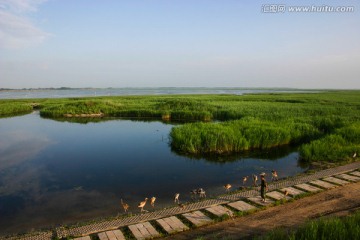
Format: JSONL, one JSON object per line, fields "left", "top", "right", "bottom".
{"left": 309, "top": 179, "right": 337, "bottom": 189}
{"left": 156, "top": 216, "right": 189, "bottom": 234}
{"left": 182, "top": 211, "right": 212, "bottom": 227}
{"left": 227, "top": 200, "right": 257, "bottom": 212}
{"left": 294, "top": 183, "right": 322, "bottom": 193}
{"left": 1, "top": 162, "right": 360, "bottom": 240}
{"left": 266, "top": 191, "right": 291, "bottom": 201}
{"left": 128, "top": 222, "right": 160, "bottom": 240}
{"left": 98, "top": 230, "right": 125, "bottom": 240}
{"left": 322, "top": 177, "right": 349, "bottom": 185}
{"left": 337, "top": 173, "right": 360, "bottom": 182}
{"left": 349, "top": 171, "right": 360, "bottom": 177}
{"left": 247, "top": 196, "right": 274, "bottom": 206}
{"left": 74, "top": 237, "right": 91, "bottom": 240}
{"left": 279, "top": 187, "right": 305, "bottom": 197}
{"left": 205, "top": 205, "right": 232, "bottom": 217}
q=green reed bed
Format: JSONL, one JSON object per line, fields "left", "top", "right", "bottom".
{"left": 1, "top": 91, "right": 360, "bottom": 162}
{"left": 256, "top": 210, "right": 360, "bottom": 240}
{"left": 0, "top": 100, "right": 33, "bottom": 117}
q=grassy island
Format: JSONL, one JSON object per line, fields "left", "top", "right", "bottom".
{"left": 1, "top": 90, "right": 359, "bottom": 163}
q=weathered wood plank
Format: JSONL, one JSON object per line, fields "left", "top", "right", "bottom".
{"left": 74, "top": 237, "right": 91, "bottom": 240}
{"left": 336, "top": 174, "right": 360, "bottom": 182}
{"left": 182, "top": 211, "right": 212, "bottom": 226}
{"left": 247, "top": 196, "right": 274, "bottom": 206}
{"left": 168, "top": 216, "right": 189, "bottom": 231}
{"left": 279, "top": 187, "right": 305, "bottom": 197}
{"left": 105, "top": 231, "right": 117, "bottom": 240}
{"left": 142, "top": 221, "right": 160, "bottom": 237}
{"left": 227, "top": 200, "right": 257, "bottom": 212}
{"left": 135, "top": 223, "right": 150, "bottom": 238}
{"left": 206, "top": 205, "right": 232, "bottom": 217}
{"left": 348, "top": 171, "right": 360, "bottom": 177}
{"left": 157, "top": 218, "right": 173, "bottom": 233}
{"left": 113, "top": 230, "right": 126, "bottom": 240}
{"left": 128, "top": 224, "right": 144, "bottom": 240}
{"left": 98, "top": 232, "right": 109, "bottom": 240}
{"left": 295, "top": 183, "right": 322, "bottom": 193}
{"left": 266, "top": 191, "right": 291, "bottom": 200}
{"left": 310, "top": 179, "right": 337, "bottom": 189}
{"left": 322, "top": 177, "right": 349, "bottom": 185}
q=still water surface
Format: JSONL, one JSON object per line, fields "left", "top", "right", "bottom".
{"left": 0, "top": 112, "right": 307, "bottom": 234}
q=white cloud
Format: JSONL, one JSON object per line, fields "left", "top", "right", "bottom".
{"left": 0, "top": 0, "right": 49, "bottom": 49}
{"left": 0, "top": 0, "right": 46, "bottom": 12}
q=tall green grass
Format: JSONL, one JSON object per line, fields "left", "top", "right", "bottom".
{"left": 0, "top": 101, "right": 33, "bottom": 117}
{"left": 170, "top": 118, "right": 320, "bottom": 154}
{"left": 256, "top": 210, "right": 360, "bottom": 240}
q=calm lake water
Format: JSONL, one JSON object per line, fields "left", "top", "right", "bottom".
{"left": 0, "top": 112, "right": 307, "bottom": 235}
{"left": 0, "top": 88, "right": 315, "bottom": 99}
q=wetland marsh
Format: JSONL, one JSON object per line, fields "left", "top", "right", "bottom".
{"left": 0, "top": 90, "right": 359, "bottom": 235}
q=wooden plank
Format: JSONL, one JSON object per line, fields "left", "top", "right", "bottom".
{"left": 128, "top": 224, "right": 144, "bottom": 240}
{"left": 74, "top": 237, "right": 91, "bottom": 240}
{"left": 336, "top": 174, "right": 360, "bottom": 182}
{"left": 266, "top": 191, "right": 291, "bottom": 200}
{"left": 157, "top": 218, "right": 174, "bottom": 234}
{"left": 206, "top": 205, "right": 231, "bottom": 217}
{"left": 295, "top": 183, "right": 322, "bottom": 193}
{"left": 323, "top": 177, "right": 349, "bottom": 185}
{"left": 182, "top": 211, "right": 212, "bottom": 226}
{"left": 135, "top": 223, "right": 151, "bottom": 238}
{"left": 310, "top": 179, "right": 337, "bottom": 189}
{"left": 348, "top": 171, "right": 360, "bottom": 177}
{"left": 113, "top": 230, "right": 126, "bottom": 240}
{"left": 280, "top": 187, "right": 305, "bottom": 197}
{"left": 98, "top": 232, "right": 109, "bottom": 240}
{"left": 247, "top": 196, "right": 274, "bottom": 206}
{"left": 227, "top": 200, "right": 257, "bottom": 212}
{"left": 105, "top": 231, "right": 117, "bottom": 240}
{"left": 142, "top": 221, "right": 160, "bottom": 237}
{"left": 168, "top": 216, "right": 189, "bottom": 231}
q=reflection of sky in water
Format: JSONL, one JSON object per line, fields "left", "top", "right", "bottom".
{"left": 0, "top": 112, "right": 307, "bottom": 235}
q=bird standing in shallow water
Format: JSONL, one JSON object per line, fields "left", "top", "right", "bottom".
{"left": 138, "top": 198, "right": 148, "bottom": 213}
{"left": 120, "top": 199, "right": 129, "bottom": 213}
{"left": 252, "top": 174, "right": 258, "bottom": 187}
{"left": 197, "top": 188, "right": 206, "bottom": 198}
{"left": 174, "top": 193, "right": 180, "bottom": 204}
{"left": 271, "top": 170, "right": 278, "bottom": 181}
{"left": 224, "top": 184, "right": 232, "bottom": 193}
{"left": 242, "top": 176, "right": 249, "bottom": 186}
{"left": 150, "top": 197, "right": 156, "bottom": 208}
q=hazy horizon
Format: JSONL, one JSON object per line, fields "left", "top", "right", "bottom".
{"left": 1, "top": 1, "right": 359, "bottom": 89}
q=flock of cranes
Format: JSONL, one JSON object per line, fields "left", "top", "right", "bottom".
{"left": 120, "top": 169, "right": 281, "bottom": 214}
{"left": 119, "top": 152, "right": 358, "bottom": 213}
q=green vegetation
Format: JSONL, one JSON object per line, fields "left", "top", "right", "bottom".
{"left": 256, "top": 210, "right": 360, "bottom": 240}
{"left": 0, "top": 100, "right": 33, "bottom": 117}
{"left": 1, "top": 91, "right": 360, "bottom": 163}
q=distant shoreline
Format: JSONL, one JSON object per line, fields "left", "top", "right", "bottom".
{"left": 0, "top": 87, "right": 353, "bottom": 91}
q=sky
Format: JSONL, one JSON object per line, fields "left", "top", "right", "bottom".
{"left": 0, "top": 0, "right": 359, "bottom": 89}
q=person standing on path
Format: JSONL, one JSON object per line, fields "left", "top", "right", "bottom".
{"left": 260, "top": 173, "right": 268, "bottom": 202}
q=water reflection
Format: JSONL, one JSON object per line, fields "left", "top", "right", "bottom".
{"left": 0, "top": 113, "right": 307, "bottom": 235}
{"left": 0, "top": 130, "right": 52, "bottom": 171}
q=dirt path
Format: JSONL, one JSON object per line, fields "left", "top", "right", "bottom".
{"left": 165, "top": 182, "right": 360, "bottom": 240}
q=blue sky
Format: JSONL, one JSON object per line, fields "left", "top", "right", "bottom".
{"left": 0, "top": 0, "right": 359, "bottom": 89}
